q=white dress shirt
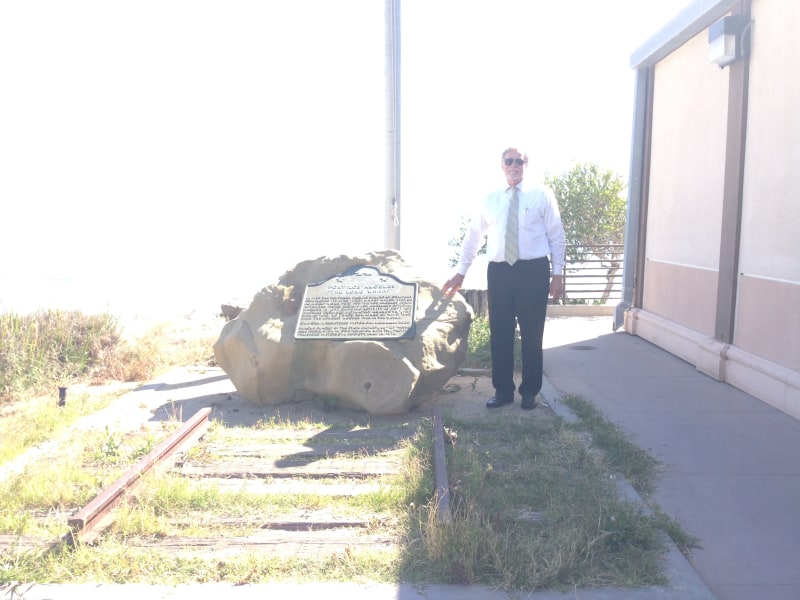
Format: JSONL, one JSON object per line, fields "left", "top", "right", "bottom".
{"left": 456, "top": 182, "right": 566, "bottom": 276}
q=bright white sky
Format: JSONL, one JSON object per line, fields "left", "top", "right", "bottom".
{"left": 0, "top": 0, "right": 690, "bottom": 314}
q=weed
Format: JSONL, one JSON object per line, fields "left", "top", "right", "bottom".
{"left": 403, "top": 411, "right": 673, "bottom": 590}
{"left": 463, "top": 316, "right": 521, "bottom": 370}
{"left": 562, "top": 395, "right": 659, "bottom": 496}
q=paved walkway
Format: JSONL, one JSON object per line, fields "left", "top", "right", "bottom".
{"left": 541, "top": 316, "right": 800, "bottom": 600}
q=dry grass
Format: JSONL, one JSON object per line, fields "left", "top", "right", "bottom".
{"left": 0, "top": 309, "right": 222, "bottom": 405}
{"left": 0, "top": 308, "right": 223, "bottom": 462}
{"left": 401, "top": 411, "right": 674, "bottom": 590}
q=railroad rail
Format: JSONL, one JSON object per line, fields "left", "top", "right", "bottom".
{"left": 65, "top": 407, "right": 212, "bottom": 544}
{"left": 53, "top": 406, "right": 453, "bottom": 552}
{"left": 432, "top": 408, "right": 452, "bottom": 523}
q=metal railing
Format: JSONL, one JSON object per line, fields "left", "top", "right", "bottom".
{"left": 555, "top": 244, "right": 623, "bottom": 305}
{"left": 460, "top": 244, "right": 623, "bottom": 315}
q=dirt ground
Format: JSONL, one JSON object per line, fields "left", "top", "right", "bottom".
{"left": 47, "top": 363, "right": 549, "bottom": 442}
{"left": 121, "top": 366, "right": 540, "bottom": 430}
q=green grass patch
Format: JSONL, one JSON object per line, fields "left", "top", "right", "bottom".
{"left": 463, "top": 315, "right": 521, "bottom": 370}
{"left": 562, "top": 395, "right": 700, "bottom": 554}
{"left": 1, "top": 541, "right": 401, "bottom": 585}
{"left": 0, "top": 390, "right": 122, "bottom": 464}
{"left": 562, "top": 394, "right": 660, "bottom": 496}
{"left": 0, "top": 425, "right": 173, "bottom": 540}
{"left": 0, "top": 417, "right": 433, "bottom": 584}
{"left": 402, "top": 411, "right": 672, "bottom": 590}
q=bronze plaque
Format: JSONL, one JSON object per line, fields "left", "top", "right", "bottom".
{"left": 294, "top": 266, "right": 417, "bottom": 340}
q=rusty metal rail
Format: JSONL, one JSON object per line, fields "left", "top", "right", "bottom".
{"left": 432, "top": 408, "right": 452, "bottom": 523}
{"left": 65, "top": 407, "right": 212, "bottom": 544}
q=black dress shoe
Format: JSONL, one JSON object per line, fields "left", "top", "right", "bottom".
{"left": 486, "top": 395, "right": 513, "bottom": 409}
{"left": 521, "top": 395, "right": 537, "bottom": 410}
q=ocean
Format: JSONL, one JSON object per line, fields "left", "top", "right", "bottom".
{"left": 0, "top": 276, "right": 268, "bottom": 321}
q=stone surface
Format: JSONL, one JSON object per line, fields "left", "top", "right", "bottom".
{"left": 213, "top": 250, "right": 473, "bottom": 415}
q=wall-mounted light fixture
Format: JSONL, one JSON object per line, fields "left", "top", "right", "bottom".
{"left": 708, "top": 15, "right": 746, "bottom": 68}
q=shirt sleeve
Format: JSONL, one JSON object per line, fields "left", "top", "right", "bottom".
{"left": 543, "top": 187, "right": 567, "bottom": 276}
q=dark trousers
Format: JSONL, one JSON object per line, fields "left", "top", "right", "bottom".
{"left": 487, "top": 257, "right": 550, "bottom": 398}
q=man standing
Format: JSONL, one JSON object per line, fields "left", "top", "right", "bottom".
{"left": 443, "top": 147, "right": 566, "bottom": 410}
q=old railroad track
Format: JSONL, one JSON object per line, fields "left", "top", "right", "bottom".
{"left": 1, "top": 397, "right": 451, "bottom": 562}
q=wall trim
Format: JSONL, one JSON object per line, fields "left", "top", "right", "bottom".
{"left": 630, "top": 0, "right": 740, "bottom": 68}
{"left": 623, "top": 308, "right": 800, "bottom": 421}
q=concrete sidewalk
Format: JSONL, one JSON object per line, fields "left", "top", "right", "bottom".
{"left": 541, "top": 316, "right": 800, "bottom": 600}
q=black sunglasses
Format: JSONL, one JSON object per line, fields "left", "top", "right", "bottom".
{"left": 504, "top": 158, "right": 526, "bottom": 166}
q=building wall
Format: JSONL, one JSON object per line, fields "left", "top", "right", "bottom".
{"left": 735, "top": 0, "right": 800, "bottom": 371}
{"left": 643, "top": 33, "right": 728, "bottom": 336}
{"left": 626, "top": 0, "right": 800, "bottom": 419}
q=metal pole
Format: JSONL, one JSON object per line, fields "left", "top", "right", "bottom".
{"left": 615, "top": 66, "right": 652, "bottom": 331}
{"left": 384, "top": 0, "right": 401, "bottom": 249}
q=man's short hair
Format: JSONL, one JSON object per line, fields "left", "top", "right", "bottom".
{"left": 501, "top": 147, "right": 529, "bottom": 164}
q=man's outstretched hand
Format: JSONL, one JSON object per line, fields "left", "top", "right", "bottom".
{"left": 549, "top": 274, "right": 564, "bottom": 301}
{"left": 442, "top": 273, "right": 465, "bottom": 297}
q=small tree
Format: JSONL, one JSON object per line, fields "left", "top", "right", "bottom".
{"left": 447, "top": 215, "right": 486, "bottom": 268}
{"left": 446, "top": 162, "right": 626, "bottom": 302}
{"left": 543, "top": 163, "right": 626, "bottom": 303}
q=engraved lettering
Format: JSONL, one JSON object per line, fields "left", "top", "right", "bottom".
{"left": 294, "top": 266, "right": 417, "bottom": 340}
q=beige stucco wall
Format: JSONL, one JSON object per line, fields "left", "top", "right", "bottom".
{"left": 735, "top": 0, "right": 800, "bottom": 371}
{"left": 628, "top": 0, "right": 800, "bottom": 420}
{"left": 643, "top": 32, "right": 729, "bottom": 335}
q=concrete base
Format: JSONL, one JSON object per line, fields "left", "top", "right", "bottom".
{"left": 547, "top": 304, "right": 615, "bottom": 317}
{"left": 623, "top": 308, "right": 800, "bottom": 421}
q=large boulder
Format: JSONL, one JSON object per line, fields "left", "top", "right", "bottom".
{"left": 213, "top": 250, "right": 473, "bottom": 415}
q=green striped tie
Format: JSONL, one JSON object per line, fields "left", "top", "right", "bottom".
{"left": 505, "top": 186, "right": 519, "bottom": 265}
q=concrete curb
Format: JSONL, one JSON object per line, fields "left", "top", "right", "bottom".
{"left": 540, "top": 377, "right": 715, "bottom": 599}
